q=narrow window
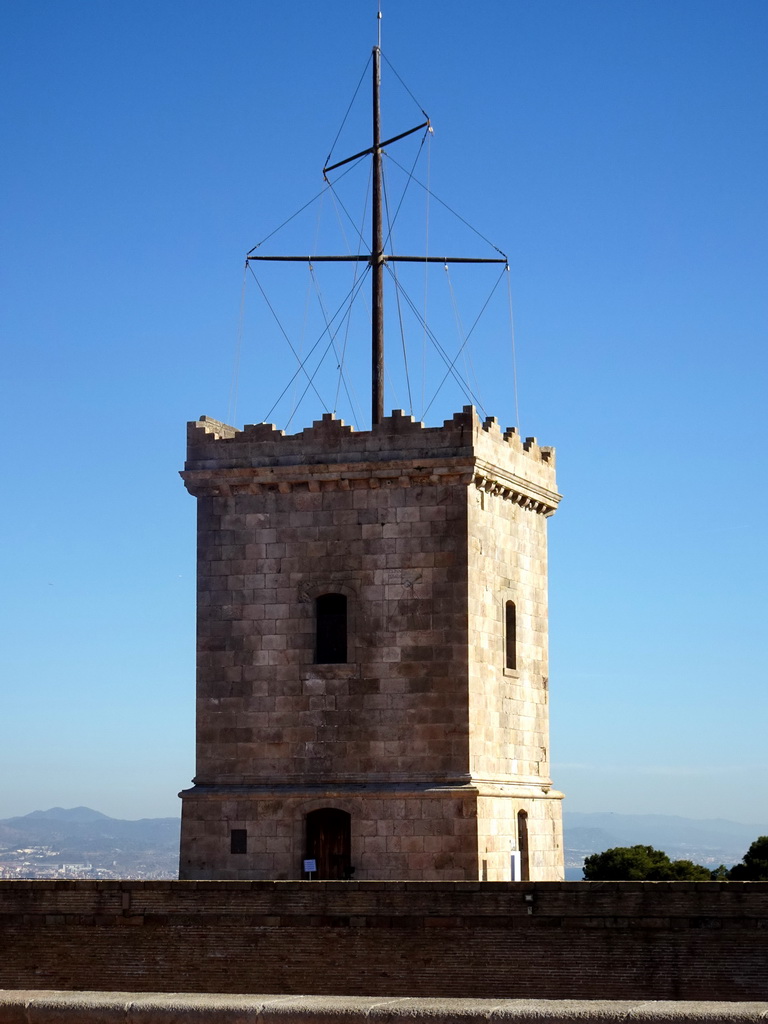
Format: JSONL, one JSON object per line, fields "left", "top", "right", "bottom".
{"left": 230, "top": 828, "right": 247, "bottom": 855}
{"left": 517, "top": 810, "right": 530, "bottom": 881}
{"left": 315, "top": 593, "right": 347, "bottom": 664}
{"left": 505, "top": 600, "right": 517, "bottom": 670}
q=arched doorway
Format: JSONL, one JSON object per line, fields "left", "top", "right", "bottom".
{"left": 305, "top": 808, "right": 351, "bottom": 879}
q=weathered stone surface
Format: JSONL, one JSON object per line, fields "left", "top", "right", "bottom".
{"left": 1, "top": 994, "right": 768, "bottom": 1024}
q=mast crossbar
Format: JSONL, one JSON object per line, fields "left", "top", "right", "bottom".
{"left": 247, "top": 255, "right": 506, "bottom": 264}
{"left": 323, "top": 120, "right": 430, "bottom": 176}
{"left": 247, "top": 255, "right": 370, "bottom": 263}
{"left": 387, "top": 256, "right": 507, "bottom": 264}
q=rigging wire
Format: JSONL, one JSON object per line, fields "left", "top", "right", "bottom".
{"left": 384, "top": 262, "right": 485, "bottom": 414}
{"left": 285, "top": 273, "right": 370, "bottom": 431}
{"left": 421, "top": 130, "right": 432, "bottom": 419}
{"left": 444, "top": 264, "right": 472, "bottom": 398}
{"left": 422, "top": 264, "right": 507, "bottom": 419}
{"left": 330, "top": 163, "right": 372, "bottom": 422}
{"left": 308, "top": 263, "right": 363, "bottom": 428}
{"left": 246, "top": 158, "right": 362, "bottom": 256}
{"left": 324, "top": 163, "right": 372, "bottom": 252}
{"left": 328, "top": 158, "right": 372, "bottom": 259}
{"left": 324, "top": 56, "right": 372, "bottom": 170}
{"left": 506, "top": 265, "right": 521, "bottom": 434}
{"left": 228, "top": 261, "right": 249, "bottom": 428}
{"left": 290, "top": 189, "right": 328, "bottom": 425}
{"left": 381, "top": 159, "right": 413, "bottom": 414}
{"left": 443, "top": 265, "right": 484, "bottom": 409}
{"left": 381, "top": 51, "right": 429, "bottom": 120}
{"left": 259, "top": 268, "right": 371, "bottom": 426}
{"left": 247, "top": 263, "right": 328, "bottom": 411}
{"left": 381, "top": 128, "right": 429, "bottom": 250}
{"left": 384, "top": 151, "right": 506, "bottom": 258}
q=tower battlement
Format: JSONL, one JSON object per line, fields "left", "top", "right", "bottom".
{"left": 184, "top": 406, "right": 559, "bottom": 512}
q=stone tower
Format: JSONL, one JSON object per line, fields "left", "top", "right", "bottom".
{"left": 179, "top": 405, "right": 564, "bottom": 881}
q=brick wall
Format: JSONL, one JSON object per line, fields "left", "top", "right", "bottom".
{"left": 1, "top": 880, "right": 766, "bottom": 1000}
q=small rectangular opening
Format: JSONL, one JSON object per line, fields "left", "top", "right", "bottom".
{"left": 505, "top": 600, "right": 517, "bottom": 670}
{"left": 316, "top": 593, "right": 348, "bottom": 664}
{"left": 230, "top": 828, "right": 247, "bottom": 855}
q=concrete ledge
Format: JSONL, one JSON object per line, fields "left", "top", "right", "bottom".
{"left": 1, "top": 994, "right": 768, "bottom": 1024}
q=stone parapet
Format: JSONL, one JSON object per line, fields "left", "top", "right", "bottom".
{"left": 182, "top": 407, "right": 560, "bottom": 512}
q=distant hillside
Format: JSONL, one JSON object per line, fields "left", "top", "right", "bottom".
{"left": 0, "top": 807, "right": 180, "bottom": 879}
{"left": 563, "top": 810, "right": 768, "bottom": 880}
{"left": 21, "top": 806, "right": 113, "bottom": 823}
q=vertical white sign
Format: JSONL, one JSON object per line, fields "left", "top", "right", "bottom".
{"left": 510, "top": 851, "right": 521, "bottom": 881}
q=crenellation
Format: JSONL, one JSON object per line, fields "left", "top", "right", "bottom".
{"left": 193, "top": 416, "right": 238, "bottom": 440}
{"left": 185, "top": 407, "right": 557, "bottom": 481}
{"left": 240, "top": 421, "right": 286, "bottom": 441}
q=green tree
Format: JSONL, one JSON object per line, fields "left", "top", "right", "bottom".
{"left": 727, "top": 836, "right": 768, "bottom": 880}
{"left": 666, "top": 858, "right": 714, "bottom": 881}
{"left": 583, "top": 844, "right": 711, "bottom": 881}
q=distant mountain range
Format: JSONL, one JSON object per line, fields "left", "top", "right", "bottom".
{"left": 0, "top": 807, "right": 179, "bottom": 879}
{"left": 562, "top": 810, "right": 767, "bottom": 880}
{"left": 22, "top": 806, "right": 113, "bottom": 822}
{"left": 1, "top": 807, "right": 765, "bottom": 881}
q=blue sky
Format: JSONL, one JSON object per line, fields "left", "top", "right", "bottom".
{"left": 1, "top": 1, "right": 766, "bottom": 824}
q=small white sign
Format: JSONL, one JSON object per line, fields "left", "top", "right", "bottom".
{"left": 510, "top": 851, "right": 521, "bottom": 881}
{"left": 303, "top": 859, "right": 317, "bottom": 873}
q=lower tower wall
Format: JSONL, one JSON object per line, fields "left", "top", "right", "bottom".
{"left": 180, "top": 786, "right": 563, "bottom": 881}
{"left": 180, "top": 786, "right": 477, "bottom": 881}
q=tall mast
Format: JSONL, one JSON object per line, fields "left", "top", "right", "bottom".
{"left": 371, "top": 46, "right": 384, "bottom": 425}
{"left": 246, "top": 31, "right": 506, "bottom": 428}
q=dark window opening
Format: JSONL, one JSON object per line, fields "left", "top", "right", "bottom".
{"left": 315, "top": 593, "right": 347, "bottom": 664}
{"left": 230, "top": 828, "right": 247, "bottom": 855}
{"left": 305, "top": 807, "right": 352, "bottom": 879}
{"left": 517, "top": 810, "right": 530, "bottom": 881}
{"left": 505, "top": 600, "right": 517, "bottom": 670}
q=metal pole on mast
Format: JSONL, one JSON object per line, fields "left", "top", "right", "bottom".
{"left": 371, "top": 45, "right": 384, "bottom": 426}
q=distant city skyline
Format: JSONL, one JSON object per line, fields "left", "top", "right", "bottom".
{"left": 1, "top": 0, "right": 766, "bottom": 823}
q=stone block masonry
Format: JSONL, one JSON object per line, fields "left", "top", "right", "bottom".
{"left": 1, "top": 881, "right": 767, "bottom": 1001}
{"left": 179, "top": 407, "right": 563, "bottom": 881}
